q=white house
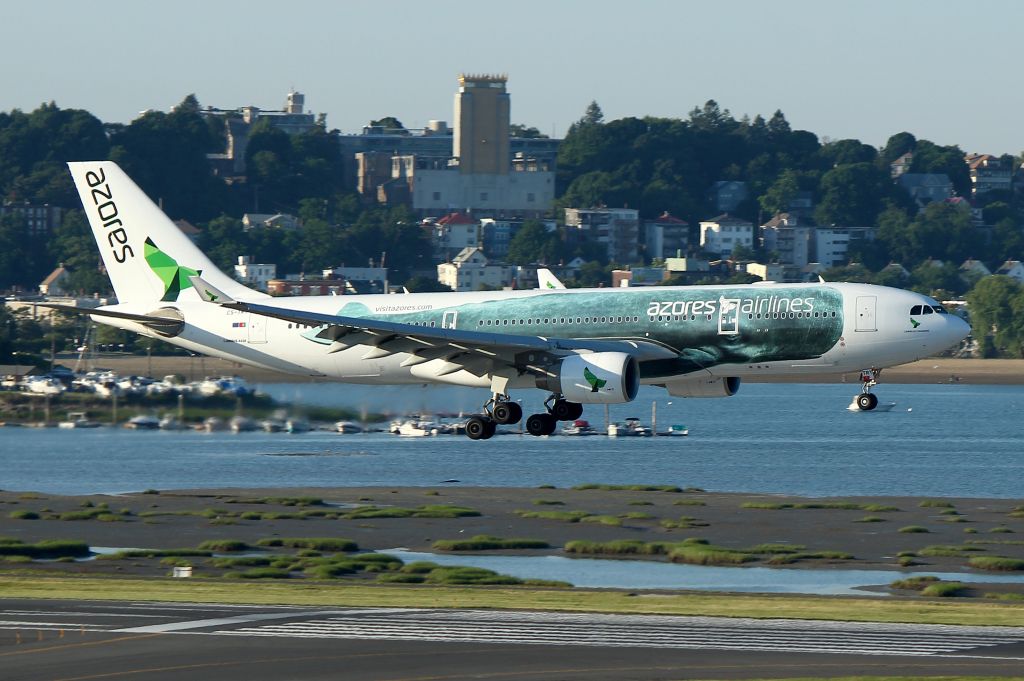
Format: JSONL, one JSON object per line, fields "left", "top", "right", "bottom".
{"left": 437, "top": 247, "right": 512, "bottom": 291}
{"left": 234, "top": 256, "right": 277, "bottom": 291}
{"left": 813, "top": 226, "right": 873, "bottom": 267}
{"left": 699, "top": 214, "right": 753, "bottom": 257}
{"left": 995, "top": 260, "right": 1024, "bottom": 284}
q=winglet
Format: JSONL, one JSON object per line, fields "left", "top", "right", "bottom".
{"left": 188, "top": 275, "right": 235, "bottom": 305}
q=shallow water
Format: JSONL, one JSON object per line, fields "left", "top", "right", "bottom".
{"left": 1, "top": 383, "right": 1022, "bottom": 497}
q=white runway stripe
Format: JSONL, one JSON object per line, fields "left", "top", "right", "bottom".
{"left": 210, "top": 608, "right": 1024, "bottom": 658}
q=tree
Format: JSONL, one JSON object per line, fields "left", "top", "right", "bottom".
{"left": 369, "top": 116, "right": 407, "bottom": 132}
{"left": 509, "top": 124, "right": 547, "bottom": 138}
{"left": 967, "top": 275, "right": 1024, "bottom": 357}
{"left": 507, "top": 220, "right": 560, "bottom": 265}
{"left": 582, "top": 101, "right": 604, "bottom": 126}
{"left": 814, "top": 163, "right": 890, "bottom": 226}
{"left": 758, "top": 170, "right": 800, "bottom": 216}
{"left": 881, "top": 132, "right": 916, "bottom": 164}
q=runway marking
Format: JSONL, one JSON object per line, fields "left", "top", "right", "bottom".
{"left": 209, "top": 608, "right": 1024, "bottom": 658}
{"left": 114, "top": 608, "right": 418, "bottom": 633}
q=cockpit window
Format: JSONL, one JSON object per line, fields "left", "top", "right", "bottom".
{"left": 932, "top": 305, "right": 947, "bottom": 314}
{"left": 910, "top": 305, "right": 922, "bottom": 315}
{"left": 923, "top": 306, "right": 933, "bottom": 315}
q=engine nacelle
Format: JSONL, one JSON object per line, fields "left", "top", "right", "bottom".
{"left": 664, "top": 376, "right": 741, "bottom": 398}
{"left": 536, "top": 352, "right": 640, "bottom": 404}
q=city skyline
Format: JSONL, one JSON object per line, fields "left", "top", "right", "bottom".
{"left": 2, "top": 1, "right": 1022, "bottom": 154}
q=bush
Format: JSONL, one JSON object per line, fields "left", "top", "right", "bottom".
{"left": 921, "top": 581, "right": 969, "bottom": 597}
{"left": 432, "top": 535, "right": 549, "bottom": 551}
{"left": 197, "top": 540, "right": 250, "bottom": 552}
{"left": 968, "top": 556, "right": 1024, "bottom": 571}
{"left": 255, "top": 537, "right": 357, "bottom": 552}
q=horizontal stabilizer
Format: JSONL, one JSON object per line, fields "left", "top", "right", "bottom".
{"left": 39, "top": 303, "right": 185, "bottom": 337}
{"left": 188, "top": 275, "right": 235, "bottom": 305}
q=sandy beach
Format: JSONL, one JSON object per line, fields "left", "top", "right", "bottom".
{"left": 3, "top": 486, "right": 1022, "bottom": 597}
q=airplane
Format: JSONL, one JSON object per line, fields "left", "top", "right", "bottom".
{"left": 51, "top": 161, "right": 971, "bottom": 440}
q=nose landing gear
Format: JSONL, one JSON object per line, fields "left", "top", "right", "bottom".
{"left": 855, "top": 368, "right": 881, "bottom": 411}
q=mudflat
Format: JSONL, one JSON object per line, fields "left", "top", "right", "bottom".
{"left": 2, "top": 486, "right": 1022, "bottom": 597}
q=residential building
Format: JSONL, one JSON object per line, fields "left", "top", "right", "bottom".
{"left": 266, "top": 267, "right": 386, "bottom": 296}
{"left": 611, "top": 267, "right": 667, "bottom": 287}
{"left": 664, "top": 257, "right": 710, "bottom": 283}
{"left": 437, "top": 247, "right": 512, "bottom": 291}
{"left": 39, "top": 266, "right": 70, "bottom": 296}
{"left": 267, "top": 277, "right": 347, "bottom": 297}
{"left": 699, "top": 214, "right": 754, "bottom": 257}
{"left": 202, "top": 91, "right": 324, "bottom": 177}
{"left": 708, "top": 181, "right": 748, "bottom": 213}
{"left": 480, "top": 218, "right": 513, "bottom": 259}
{"left": 760, "top": 213, "right": 811, "bottom": 268}
{"left": 813, "top": 226, "right": 874, "bottom": 267}
{"left": 897, "top": 173, "right": 953, "bottom": 210}
{"left": 890, "top": 151, "right": 913, "bottom": 179}
{"left": 745, "top": 262, "right": 784, "bottom": 282}
{"left": 995, "top": 260, "right": 1024, "bottom": 284}
{"left": 564, "top": 207, "right": 640, "bottom": 263}
{"left": 432, "top": 212, "right": 479, "bottom": 260}
{"left": 959, "top": 258, "right": 992, "bottom": 283}
{"left": 643, "top": 212, "right": 689, "bottom": 260}
{"left": 233, "top": 256, "right": 277, "bottom": 292}
{"left": 174, "top": 220, "right": 201, "bottom": 244}
{"left": 320, "top": 266, "right": 388, "bottom": 294}
{"left": 0, "top": 201, "right": 63, "bottom": 236}
{"left": 965, "top": 153, "right": 1013, "bottom": 199}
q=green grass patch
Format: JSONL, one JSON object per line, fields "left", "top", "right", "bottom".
{"left": 989, "top": 527, "right": 1015, "bottom": 533}
{"left": 985, "top": 592, "right": 1024, "bottom": 602}
{"left": 580, "top": 514, "right": 622, "bottom": 526}
{"left": 224, "top": 568, "right": 292, "bottom": 579}
{"left": 565, "top": 540, "right": 668, "bottom": 556}
{"left": 98, "top": 548, "right": 211, "bottom": 560}
{"left": 255, "top": 537, "right": 357, "bottom": 552}
{"left": 531, "top": 499, "right": 565, "bottom": 506}
{"left": 765, "top": 551, "right": 854, "bottom": 565}
{"left": 919, "top": 500, "right": 956, "bottom": 508}
{"left": 898, "top": 526, "right": 930, "bottom": 533}
{"left": 660, "top": 516, "right": 709, "bottom": 529}
{"left": 672, "top": 500, "right": 706, "bottom": 507}
{"left": 627, "top": 501, "right": 654, "bottom": 506}
{"left": 343, "top": 505, "right": 480, "bottom": 519}
{"left": 967, "top": 556, "right": 1024, "bottom": 571}
{"left": 918, "top": 545, "right": 986, "bottom": 557}
{"left": 620, "top": 512, "right": 654, "bottom": 520}
{"left": 432, "top": 535, "right": 549, "bottom": 551}
{"left": 854, "top": 516, "right": 886, "bottom": 523}
{"left": 209, "top": 556, "right": 273, "bottom": 569}
{"left": 225, "top": 497, "right": 324, "bottom": 507}
{"left": 196, "top": 540, "right": 251, "bottom": 552}
{"left": 890, "top": 575, "right": 940, "bottom": 590}
{"left": 921, "top": 581, "right": 969, "bottom": 598}
{"left": 8, "top": 510, "right": 40, "bottom": 520}
{"left": 571, "top": 484, "right": 682, "bottom": 493}
{"left": 515, "top": 510, "right": 590, "bottom": 523}
{"left": 742, "top": 501, "right": 898, "bottom": 512}
{"left": 668, "top": 542, "right": 756, "bottom": 566}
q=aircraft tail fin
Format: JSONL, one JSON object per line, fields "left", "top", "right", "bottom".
{"left": 536, "top": 268, "right": 565, "bottom": 290}
{"left": 67, "top": 161, "right": 266, "bottom": 304}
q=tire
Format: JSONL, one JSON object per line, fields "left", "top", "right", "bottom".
{"left": 465, "top": 415, "right": 489, "bottom": 440}
{"left": 492, "top": 401, "right": 522, "bottom": 425}
{"left": 856, "top": 393, "right": 877, "bottom": 411}
{"left": 551, "top": 400, "right": 574, "bottom": 421}
{"left": 526, "top": 413, "right": 555, "bottom": 436}
{"left": 483, "top": 419, "right": 497, "bottom": 439}
{"left": 566, "top": 402, "right": 583, "bottom": 420}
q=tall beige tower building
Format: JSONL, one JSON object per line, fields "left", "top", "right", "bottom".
{"left": 453, "top": 74, "right": 510, "bottom": 175}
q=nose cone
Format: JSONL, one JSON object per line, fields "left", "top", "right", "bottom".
{"left": 942, "top": 314, "right": 971, "bottom": 351}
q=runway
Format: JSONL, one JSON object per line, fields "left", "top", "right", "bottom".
{"left": 2, "top": 598, "right": 1024, "bottom": 680}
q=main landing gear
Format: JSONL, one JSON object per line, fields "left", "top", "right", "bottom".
{"left": 854, "top": 368, "right": 881, "bottom": 411}
{"left": 524, "top": 395, "right": 583, "bottom": 438}
{"left": 465, "top": 394, "right": 522, "bottom": 441}
{"left": 463, "top": 394, "right": 585, "bottom": 439}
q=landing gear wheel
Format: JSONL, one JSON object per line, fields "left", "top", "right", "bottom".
{"left": 551, "top": 400, "right": 582, "bottom": 421}
{"left": 856, "top": 393, "right": 878, "bottom": 411}
{"left": 466, "top": 415, "right": 495, "bottom": 440}
{"left": 526, "top": 413, "right": 557, "bottom": 436}
{"left": 491, "top": 401, "right": 522, "bottom": 425}
{"left": 483, "top": 418, "right": 497, "bottom": 438}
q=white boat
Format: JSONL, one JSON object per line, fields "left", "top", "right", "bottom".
{"left": 334, "top": 420, "right": 363, "bottom": 434}
{"left": 24, "top": 377, "right": 66, "bottom": 396}
{"left": 396, "top": 420, "right": 438, "bottom": 437}
{"left": 285, "top": 418, "right": 311, "bottom": 434}
{"left": 196, "top": 376, "right": 252, "bottom": 397}
{"left": 659, "top": 424, "right": 690, "bottom": 437}
{"left": 203, "top": 416, "right": 227, "bottom": 432}
{"left": 125, "top": 415, "right": 160, "bottom": 430}
{"left": 58, "top": 412, "right": 100, "bottom": 429}
{"left": 608, "top": 417, "right": 653, "bottom": 437}
{"left": 230, "top": 415, "right": 259, "bottom": 433}
{"left": 158, "top": 415, "right": 184, "bottom": 430}
{"left": 847, "top": 397, "right": 897, "bottom": 412}
{"left": 561, "top": 419, "right": 598, "bottom": 436}
{"left": 261, "top": 418, "right": 285, "bottom": 433}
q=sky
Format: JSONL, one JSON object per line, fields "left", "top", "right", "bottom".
{"left": 3, "top": 0, "right": 1021, "bottom": 154}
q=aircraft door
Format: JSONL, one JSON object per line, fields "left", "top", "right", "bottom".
{"left": 855, "top": 296, "right": 877, "bottom": 332}
{"left": 247, "top": 313, "right": 268, "bottom": 343}
{"left": 442, "top": 311, "right": 458, "bottom": 329}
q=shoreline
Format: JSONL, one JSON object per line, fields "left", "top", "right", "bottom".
{"left": 72, "top": 354, "right": 1024, "bottom": 386}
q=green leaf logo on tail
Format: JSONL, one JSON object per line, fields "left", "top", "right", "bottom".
{"left": 545, "top": 281, "right": 556, "bottom": 289}
{"left": 144, "top": 238, "right": 201, "bottom": 301}
{"left": 909, "top": 318, "right": 921, "bottom": 329}
{"left": 583, "top": 367, "right": 607, "bottom": 393}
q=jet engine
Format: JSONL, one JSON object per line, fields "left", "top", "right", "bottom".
{"left": 664, "top": 376, "right": 741, "bottom": 398}
{"left": 536, "top": 352, "right": 639, "bottom": 404}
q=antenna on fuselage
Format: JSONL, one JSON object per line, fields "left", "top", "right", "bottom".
{"left": 817, "top": 275, "right": 826, "bottom": 283}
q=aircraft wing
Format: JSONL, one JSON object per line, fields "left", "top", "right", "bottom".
{"left": 216, "top": 297, "right": 677, "bottom": 379}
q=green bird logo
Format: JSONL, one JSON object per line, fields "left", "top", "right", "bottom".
{"left": 909, "top": 318, "right": 921, "bottom": 329}
{"left": 583, "top": 367, "right": 607, "bottom": 393}
{"left": 545, "top": 281, "right": 556, "bottom": 289}
{"left": 144, "top": 238, "right": 201, "bottom": 301}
